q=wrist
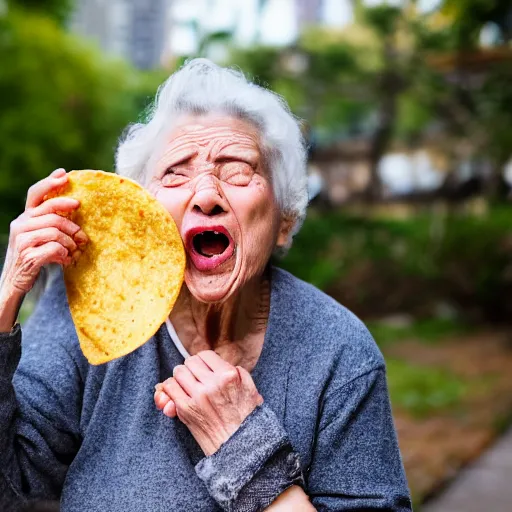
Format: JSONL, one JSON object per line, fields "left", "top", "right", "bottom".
{"left": 0, "top": 285, "right": 25, "bottom": 332}
{"left": 201, "top": 422, "right": 241, "bottom": 457}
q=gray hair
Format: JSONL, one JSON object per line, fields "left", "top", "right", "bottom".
{"left": 115, "top": 58, "right": 308, "bottom": 247}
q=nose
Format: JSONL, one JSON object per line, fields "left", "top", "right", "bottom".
{"left": 192, "top": 175, "right": 227, "bottom": 216}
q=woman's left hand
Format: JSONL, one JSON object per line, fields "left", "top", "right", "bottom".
{"left": 154, "top": 350, "right": 264, "bottom": 456}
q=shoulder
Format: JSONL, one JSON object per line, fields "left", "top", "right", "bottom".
{"left": 271, "top": 267, "right": 384, "bottom": 384}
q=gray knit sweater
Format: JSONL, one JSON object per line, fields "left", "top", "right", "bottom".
{"left": 0, "top": 267, "right": 412, "bottom": 511}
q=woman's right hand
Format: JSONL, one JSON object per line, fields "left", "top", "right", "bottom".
{"left": 0, "top": 169, "right": 88, "bottom": 323}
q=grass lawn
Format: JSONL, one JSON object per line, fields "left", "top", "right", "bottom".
{"left": 368, "top": 318, "right": 512, "bottom": 508}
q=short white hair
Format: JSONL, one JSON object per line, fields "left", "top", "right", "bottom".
{"left": 115, "top": 58, "right": 308, "bottom": 245}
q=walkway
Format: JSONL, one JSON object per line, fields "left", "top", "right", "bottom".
{"left": 423, "top": 427, "right": 512, "bottom": 512}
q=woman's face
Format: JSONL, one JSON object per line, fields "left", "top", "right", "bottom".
{"left": 148, "top": 114, "right": 288, "bottom": 303}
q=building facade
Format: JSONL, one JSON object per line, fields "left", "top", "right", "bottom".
{"left": 70, "top": 0, "right": 170, "bottom": 69}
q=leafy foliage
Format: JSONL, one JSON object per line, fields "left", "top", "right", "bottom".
{"left": 368, "top": 318, "right": 471, "bottom": 347}
{"left": 0, "top": 11, "right": 162, "bottom": 233}
{"left": 7, "top": 0, "right": 73, "bottom": 25}
{"left": 280, "top": 208, "right": 512, "bottom": 323}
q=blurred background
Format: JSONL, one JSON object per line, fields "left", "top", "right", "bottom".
{"left": 2, "top": 0, "right": 512, "bottom": 509}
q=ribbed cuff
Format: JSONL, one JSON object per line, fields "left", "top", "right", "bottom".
{"left": 0, "top": 323, "right": 22, "bottom": 378}
{"left": 195, "top": 404, "right": 304, "bottom": 512}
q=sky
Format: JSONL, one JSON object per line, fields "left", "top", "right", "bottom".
{"left": 170, "top": 0, "right": 443, "bottom": 55}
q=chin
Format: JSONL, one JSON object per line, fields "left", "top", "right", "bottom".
{"left": 184, "top": 260, "right": 242, "bottom": 304}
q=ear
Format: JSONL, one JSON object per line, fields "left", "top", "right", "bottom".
{"left": 276, "top": 214, "right": 295, "bottom": 249}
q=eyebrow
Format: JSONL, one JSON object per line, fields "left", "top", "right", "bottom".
{"left": 215, "top": 154, "right": 258, "bottom": 166}
{"left": 215, "top": 146, "right": 259, "bottom": 162}
{"left": 160, "top": 147, "right": 197, "bottom": 168}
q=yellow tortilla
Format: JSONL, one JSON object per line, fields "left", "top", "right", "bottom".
{"left": 56, "top": 170, "right": 185, "bottom": 365}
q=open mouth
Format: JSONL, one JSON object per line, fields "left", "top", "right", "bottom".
{"left": 185, "top": 226, "right": 235, "bottom": 271}
{"left": 193, "top": 231, "right": 230, "bottom": 257}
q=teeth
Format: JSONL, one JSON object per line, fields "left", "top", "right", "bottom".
{"left": 213, "top": 231, "right": 219, "bottom": 235}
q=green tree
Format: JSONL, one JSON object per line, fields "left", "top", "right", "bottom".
{"left": 442, "top": 0, "right": 512, "bottom": 47}
{"left": 6, "top": 0, "right": 73, "bottom": 25}
{"left": 0, "top": 10, "right": 155, "bottom": 234}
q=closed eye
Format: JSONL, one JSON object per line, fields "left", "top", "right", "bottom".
{"left": 216, "top": 157, "right": 256, "bottom": 168}
{"left": 161, "top": 165, "right": 191, "bottom": 187}
{"left": 164, "top": 155, "right": 192, "bottom": 175}
{"left": 164, "top": 167, "right": 185, "bottom": 176}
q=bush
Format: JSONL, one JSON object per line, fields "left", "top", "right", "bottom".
{"left": 0, "top": 10, "right": 165, "bottom": 234}
{"left": 279, "top": 207, "right": 512, "bottom": 323}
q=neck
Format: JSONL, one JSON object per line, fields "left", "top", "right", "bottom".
{"left": 169, "top": 266, "right": 271, "bottom": 361}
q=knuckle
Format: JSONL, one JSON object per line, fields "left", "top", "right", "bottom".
{"left": 61, "top": 217, "right": 76, "bottom": 233}
{"left": 48, "top": 226, "right": 60, "bottom": 237}
{"left": 162, "top": 381, "right": 172, "bottom": 396}
{"left": 163, "top": 377, "right": 176, "bottom": 392}
{"left": 9, "top": 218, "right": 21, "bottom": 234}
{"left": 18, "top": 248, "right": 38, "bottom": 271}
{"left": 50, "top": 241, "right": 67, "bottom": 257}
{"left": 203, "top": 383, "right": 218, "bottom": 397}
{"left": 221, "top": 369, "right": 239, "bottom": 385}
{"left": 173, "top": 365, "right": 185, "bottom": 377}
{"left": 51, "top": 214, "right": 69, "bottom": 231}
{"left": 185, "top": 355, "right": 200, "bottom": 365}
{"left": 194, "top": 387, "right": 208, "bottom": 402}
{"left": 16, "top": 232, "right": 29, "bottom": 250}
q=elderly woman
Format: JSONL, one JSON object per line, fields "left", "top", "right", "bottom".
{"left": 0, "top": 59, "right": 411, "bottom": 511}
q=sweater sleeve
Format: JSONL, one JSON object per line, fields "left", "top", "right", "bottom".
{"left": 195, "top": 403, "right": 304, "bottom": 512}
{"left": 307, "top": 367, "right": 412, "bottom": 512}
{"left": 0, "top": 276, "right": 83, "bottom": 510}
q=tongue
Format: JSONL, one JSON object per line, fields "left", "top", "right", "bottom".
{"left": 197, "top": 233, "right": 228, "bottom": 257}
{"left": 200, "top": 239, "right": 226, "bottom": 256}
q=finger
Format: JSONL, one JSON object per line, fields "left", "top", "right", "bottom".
{"left": 237, "top": 366, "right": 264, "bottom": 405}
{"left": 163, "top": 399, "right": 177, "bottom": 418}
{"left": 29, "top": 197, "right": 79, "bottom": 217}
{"left": 184, "top": 354, "right": 214, "bottom": 384}
{"left": 236, "top": 366, "right": 254, "bottom": 387}
{"left": 21, "top": 214, "right": 86, "bottom": 244}
{"left": 18, "top": 228, "right": 77, "bottom": 254}
{"left": 173, "top": 364, "right": 200, "bottom": 397}
{"left": 26, "top": 169, "right": 68, "bottom": 209}
{"left": 70, "top": 249, "right": 82, "bottom": 264}
{"left": 154, "top": 389, "right": 172, "bottom": 410}
{"left": 198, "top": 350, "right": 234, "bottom": 373}
{"left": 162, "top": 377, "right": 189, "bottom": 406}
{"left": 21, "top": 241, "right": 72, "bottom": 269}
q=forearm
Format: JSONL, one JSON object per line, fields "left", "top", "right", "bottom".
{"left": 0, "top": 324, "right": 25, "bottom": 508}
{"left": 0, "top": 287, "right": 24, "bottom": 333}
{"left": 265, "top": 485, "right": 315, "bottom": 511}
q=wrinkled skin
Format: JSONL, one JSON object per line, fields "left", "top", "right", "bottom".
{"left": 150, "top": 115, "right": 293, "bottom": 456}
{"left": 155, "top": 350, "right": 263, "bottom": 456}
{"left": 147, "top": 114, "right": 290, "bottom": 304}
{"left": 0, "top": 169, "right": 88, "bottom": 332}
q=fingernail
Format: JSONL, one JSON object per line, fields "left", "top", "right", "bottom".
{"left": 74, "top": 230, "right": 88, "bottom": 244}
{"left": 155, "top": 383, "right": 163, "bottom": 392}
{"left": 53, "top": 168, "right": 66, "bottom": 177}
{"left": 163, "top": 401, "right": 175, "bottom": 416}
{"left": 71, "top": 249, "right": 82, "bottom": 262}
